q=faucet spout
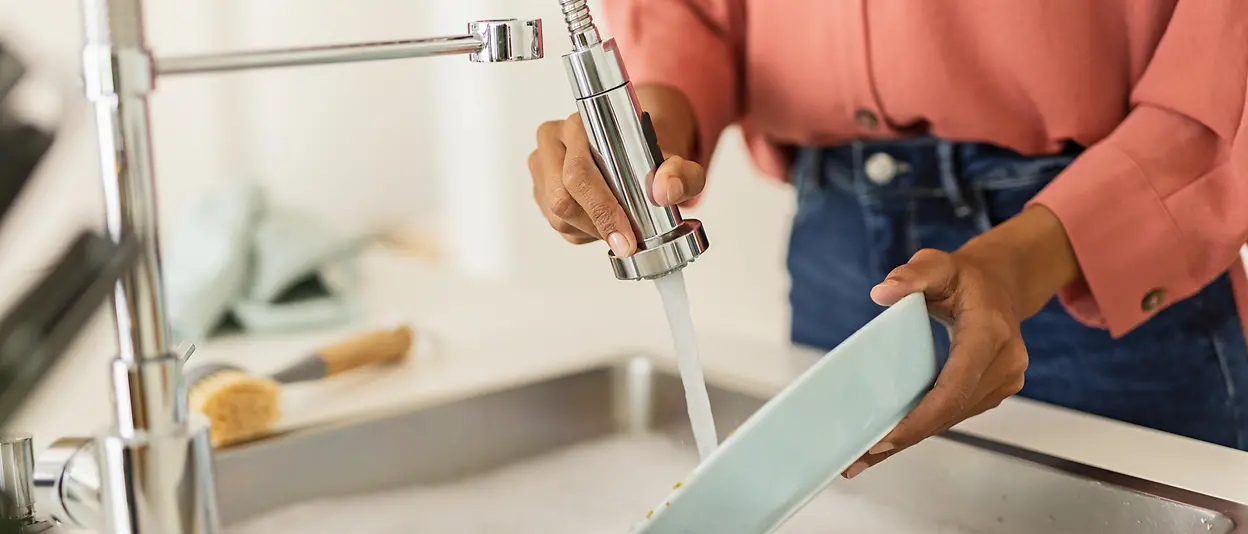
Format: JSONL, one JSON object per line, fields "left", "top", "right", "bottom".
{"left": 157, "top": 19, "right": 542, "bottom": 76}
{"left": 470, "top": 19, "right": 545, "bottom": 63}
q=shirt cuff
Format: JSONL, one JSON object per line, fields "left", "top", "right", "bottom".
{"left": 1029, "top": 143, "right": 1193, "bottom": 337}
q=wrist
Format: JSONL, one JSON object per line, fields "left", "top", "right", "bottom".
{"left": 955, "top": 205, "right": 1081, "bottom": 319}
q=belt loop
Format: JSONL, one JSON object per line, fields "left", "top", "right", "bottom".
{"left": 813, "top": 147, "right": 828, "bottom": 191}
{"left": 852, "top": 141, "right": 866, "bottom": 187}
{"left": 938, "top": 141, "right": 993, "bottom": 231}
{"left": 967, "top": 187, "right": 993, "bottom": 233}
{"left": 937, "top": 141, "right": 974, "bottom": 219}
{"left": 797, "top": 148, "right": 813, "bottom": 192}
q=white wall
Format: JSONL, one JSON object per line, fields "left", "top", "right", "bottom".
{"left": 0, "top": 0, "right": 795, "bottom": 351}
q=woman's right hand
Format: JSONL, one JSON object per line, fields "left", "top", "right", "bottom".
{"left": 526, "top": 84, "right": 706, "bottom": 257}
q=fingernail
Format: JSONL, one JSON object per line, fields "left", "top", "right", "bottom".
{"left": 868, "top": 442, "right": 895, "bottom": 455}
{"left": 607, "top": 232, "right": 634, "bottom": 257}
{"left": 869, "top": 280, "right": 899, "bottom": 304}
{"left": 665, "top": 176, "right": 684, "bottom": 206}
{"left": 844, "top": 461, "right": 869, "bottom": 480}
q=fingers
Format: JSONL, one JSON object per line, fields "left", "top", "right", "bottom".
{"left": 528, "top": 113, "right": 699, "bottom": 254}
{"left": 964, "top": 380, "right": 1020, "bottom": 420}
{"left": 559, "top": 118, "right": 638, "bottom": 257}
{"left": 842, "top": 444, "right": 900, "bottom": 479}
{"left": 889, "top": 310, "right": 1008, "bottom": 441}
{"left": 845, "top": 249, "right": 1029, "bottom": 481}
{"left": 964, "top": 343, "right": 1028, "bottom": 418}
{"left": 651, "top": 156, "right": 708, "bottom": 206}
{"left": 870, "top": 249, "right": 959, "bottom": 307}
{"left": 857, "top": 249, "right": 977, "bottom": 467}
{"left": 532, "top": 117, "right": 625, "bottom": 247}
{"left": 883, "top": 338, "right": 984, "bottom": 445}
{"left": 546, "top": 179, "right": 600, "bottom": 238}
{"left": 531, "top": 122, "right": 596, "bottom": 243}
{"left": 846, "top": 312, "right": 1022, "bottom": 480}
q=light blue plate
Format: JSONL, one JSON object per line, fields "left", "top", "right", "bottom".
{"left": 633, "top": 293, "right": 938, "bottom": 534}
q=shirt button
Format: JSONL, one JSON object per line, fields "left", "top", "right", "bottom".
{"left": 854, "top": 108, "right": 880, "bottom": 130}
{"left": 864, "top": 153, "right": 899, "bottom": 184}
{"left": 1141, "top": 288, "right": 1167, "bottom": 313}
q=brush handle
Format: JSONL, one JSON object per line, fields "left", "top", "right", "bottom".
{"left": 271, "top": 325, "right": 414, "bottom": 383}
{"left": 321, "top": 325, "right": 413, "bottom": 375}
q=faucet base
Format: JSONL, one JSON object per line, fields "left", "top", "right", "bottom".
{"left": 609, "top": 220, "right": 709, "bottom": 281}
{"left": 33, "top": 415, "right": 220, "bottom": 533}
{"left": 32, "top": 437, "right": 96, "bottom": 529}
{"left": 97, "top": 414, "right": 220, "bottom": 533}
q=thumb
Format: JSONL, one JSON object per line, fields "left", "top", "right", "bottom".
{"left": 870, "top": 249, "right": 959, "bottom": 306}
{"left": 651, "top": 156, "right": 707, "bottom": 206}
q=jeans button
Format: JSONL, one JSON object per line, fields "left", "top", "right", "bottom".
{"left": 854, "top": 108, "right": 880, "bottom": 130}
{"left": 864, "top": 152, "right": 900, "bottom": 184}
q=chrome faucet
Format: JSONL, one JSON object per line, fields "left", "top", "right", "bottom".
{"left": 557, "top": 0, "right": 709, "bottom": 281}
{"left": 0, "top": 1, "right": 544, "bottom": 532}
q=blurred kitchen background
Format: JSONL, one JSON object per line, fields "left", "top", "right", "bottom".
{"left": 0, "top": 0, "right": 791, "bottom": 432}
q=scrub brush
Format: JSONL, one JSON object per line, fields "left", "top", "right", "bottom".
{"left": 187, "top": 324, "right": 414, "bottom": 447}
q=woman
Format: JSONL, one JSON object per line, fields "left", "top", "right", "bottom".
{"left": 526, "top": 0, "right": 1248, "bottom": 477}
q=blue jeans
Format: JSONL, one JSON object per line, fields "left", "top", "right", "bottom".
{"left": 787, "top": 138, "right": 1248, "bottom": 450}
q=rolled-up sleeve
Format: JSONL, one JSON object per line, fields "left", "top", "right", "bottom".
{"left": 1030, "top": 0, "right": 1248, "bottom": 337}
{"left": 601, "top": 0, "right": 743, "bottom": 165}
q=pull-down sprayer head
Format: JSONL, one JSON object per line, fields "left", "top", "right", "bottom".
{"left": 557, "top": 0, "right": 710, "bottom": 281}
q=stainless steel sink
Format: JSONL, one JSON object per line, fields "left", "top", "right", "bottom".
{"left": 214, "top": 357, "right": 1248, "bottom": 533}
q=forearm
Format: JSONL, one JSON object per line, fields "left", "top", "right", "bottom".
{"left": 955, "top": 205, "right": 1081, "bottom": 320}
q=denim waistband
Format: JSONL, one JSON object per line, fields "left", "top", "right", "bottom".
{"left": 796, "top": 138, "right": 1083, "bottom": 192}
{"left": 794, "top": 137, "right": 1084, "bottom": 232}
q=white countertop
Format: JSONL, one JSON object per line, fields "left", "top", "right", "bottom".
{"left": 11, "top": 246, "right": 1248, "bottom": 508}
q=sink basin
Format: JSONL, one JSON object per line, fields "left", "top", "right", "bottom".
{"left": 214, "top": 357, "right": 1247, "bottom": 533}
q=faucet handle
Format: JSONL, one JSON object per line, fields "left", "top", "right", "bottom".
{"left": 175, "top": 340, "right": 196, "bottom": 365}
{"left": 0, "top": 433, "right": 35, "bottom": 523}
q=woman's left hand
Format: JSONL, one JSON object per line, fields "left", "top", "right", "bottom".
{"left": 842, "top": 205, "right": 1081, "bottom": 480}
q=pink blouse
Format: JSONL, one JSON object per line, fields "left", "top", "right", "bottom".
{"left": 602, "top": 0, "right": 1248, "bottom": 337}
